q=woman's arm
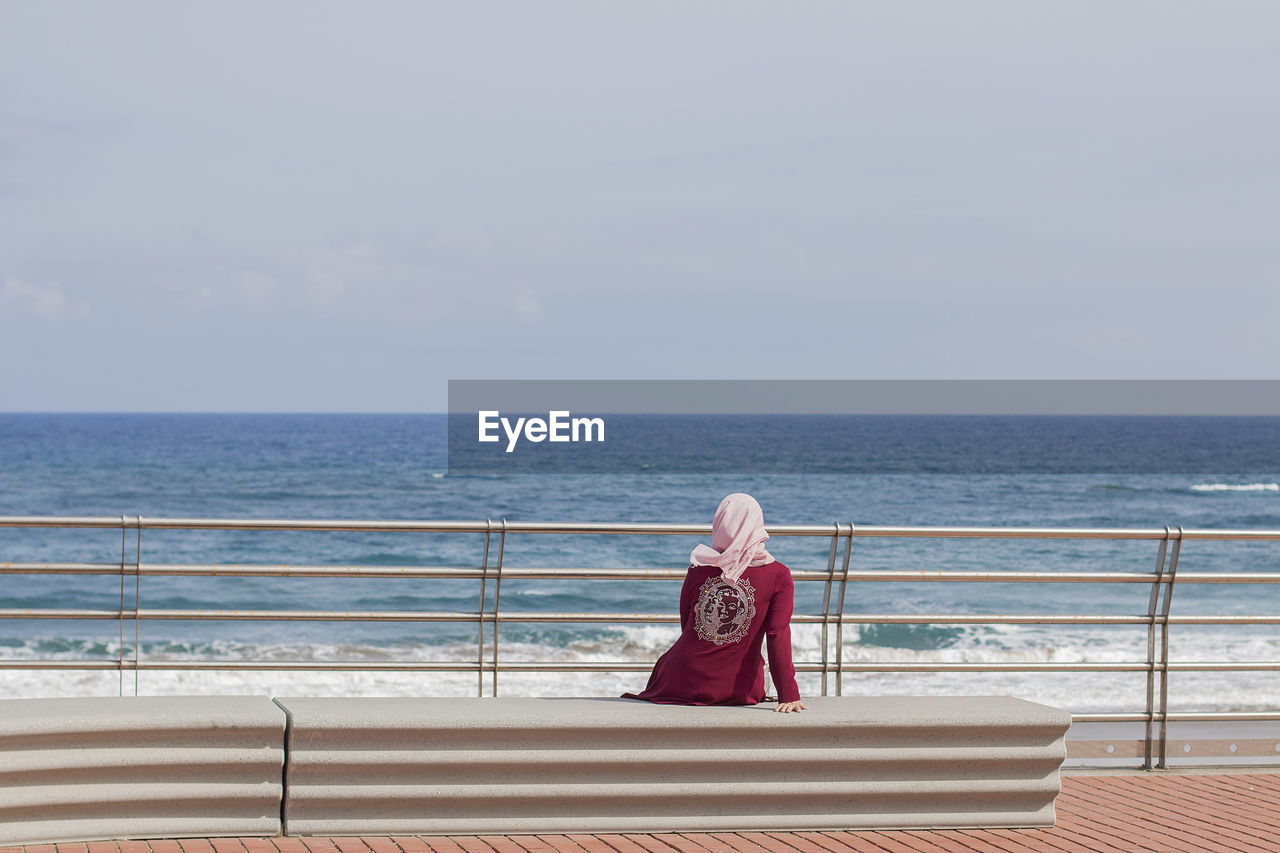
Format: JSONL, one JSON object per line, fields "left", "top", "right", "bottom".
{"left": 764, "top": 568, "right": 804, "bottom": 708}
{"left": 678, "top": 566, "right": 699, "bottom": 629}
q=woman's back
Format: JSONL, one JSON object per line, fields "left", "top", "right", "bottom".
{"left": 623, "top": 559, "right": 799, "bottom": 706}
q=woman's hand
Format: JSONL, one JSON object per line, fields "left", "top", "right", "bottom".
{"left": 774, "top": 700, "right": 808, "bottom": 713}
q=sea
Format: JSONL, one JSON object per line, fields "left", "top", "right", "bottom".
{"left": 1, "top": 413, "right": 1278, "bottom": 716}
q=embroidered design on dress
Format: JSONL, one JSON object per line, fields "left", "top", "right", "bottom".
{"left": 694, "top": 576, "right": 756, "bottom": 645}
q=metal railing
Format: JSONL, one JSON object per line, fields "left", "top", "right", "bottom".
{"left": 2, "top": 515, "right": 1279, "bottom": 769}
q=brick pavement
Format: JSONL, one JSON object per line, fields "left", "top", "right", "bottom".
{"left": 3, "top": 773, "right": 1278, "bottom": 853}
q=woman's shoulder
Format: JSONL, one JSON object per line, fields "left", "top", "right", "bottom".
{"left": 685, "top": 564, "right": 721, "bottom": 583}
{"left": 751, "top": 559, "right": 792, "bottom": 583}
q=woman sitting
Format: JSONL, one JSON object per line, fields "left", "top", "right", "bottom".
{"left": 623, "top": 493, "right": 808, "bottom": 712}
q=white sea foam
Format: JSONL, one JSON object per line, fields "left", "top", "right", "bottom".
{"left": 1190, "top": 482, "right": 1280, "bottom": 492}
{"left": 1, "top": 658, "right": 1260, "bottom": 714}
{"left": 4, "top": 621, "right": 1276, "bottom": 713}
{"left": 8, "top": 622, "right": 1275, "bottom": 668}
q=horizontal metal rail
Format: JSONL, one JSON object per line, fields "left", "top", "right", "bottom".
{"left": 7, "top": 555, "right": 1280, "bottom": 589}
{"left": 5, "top": 515, "right": 1280, "bottom": 540}
{"left": 2, "top": 515, "right": 1279, "bottom": 770}
{"left": 7, "top": 608, "right": 1279, "bottom": 626}
{"left": 5, "top": 657, "right": 1277, "bottom": 675}
{"left": 6, "top": 560, "right": 1280, "bottom": 586}
{"left": 0, "top": 660, "right": 1154, "bottom": 673}
{"left": 1071, "top": 711, "right": 1280, "bottom": 723}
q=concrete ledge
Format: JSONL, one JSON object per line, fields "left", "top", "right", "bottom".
{"left": 278, "top": 696, "right": 1071, "bottom": 834}
{"left": 0, "top": 696, "right": 286, "bottom": 846}
{"left": 0, "top": 694, "right": 1070, "bottom": 841}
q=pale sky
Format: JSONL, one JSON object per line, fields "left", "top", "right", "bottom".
{"left": 1, "top": 2, "right": 1277, "bottom": 412}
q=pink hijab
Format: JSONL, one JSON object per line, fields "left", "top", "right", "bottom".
{"left": 690, "top": 493, "right": 774, "bottom": 586}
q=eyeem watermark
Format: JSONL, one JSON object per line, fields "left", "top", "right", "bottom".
{"left": 478, "top": 410, "right": 606, "bottom": 452}
{"left": 449, "top": 379, "right": 1280, "bottom": 474}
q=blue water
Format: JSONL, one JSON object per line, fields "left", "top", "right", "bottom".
{"left": 1, "top": 413, "right": 1278, "bottom": 708}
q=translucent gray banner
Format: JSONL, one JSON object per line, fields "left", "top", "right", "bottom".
{"left": 446, "top": 380, "right": 1280, "bottom": 474}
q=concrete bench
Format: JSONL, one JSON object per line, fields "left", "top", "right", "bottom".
{"left": 1, "top": 694, "right": 1071, "bottom": 843}
{"left": 0, "top": 696, "right": 285, "bottom": 846}
{"left": 277, "top": 695, "right": 1071, "bottom": 834}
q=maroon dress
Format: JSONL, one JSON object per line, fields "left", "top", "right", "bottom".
{"left": 622, "top": 560, "right": 801, "bottom": 705}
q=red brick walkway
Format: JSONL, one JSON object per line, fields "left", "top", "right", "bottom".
{"left": 5, "top": 773, "right": 1279, "bottom": 853}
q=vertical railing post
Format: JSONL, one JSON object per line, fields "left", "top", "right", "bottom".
{"left": 477, "top": 520, "right": 493, "bottom": 697}
{"left": 834, "top": 523, "right": 854, "bottom": 696}
{"left": 1157, "top": 528, "right": 1182, "bottom": 769}
{"left": 491, "top": 519, "right": 507, "bottom": 697}
{"left": 118, "top": 516, "right": 142, "bottom": 696}
{"left": 818, "top": 523, "right": 839, "bottom": 696}
{"left": 118, "top": 516, "right": 128, "bottom": 697}
{"left": 132, "top": 516, "right": 141, "bottom": 696}
{"left": 1143, "top": 528, "right": 1171, "bottom": 769}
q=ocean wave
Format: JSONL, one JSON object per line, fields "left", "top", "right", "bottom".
{"left": 849, "top": 623, "right": 967, "bottom": 650}
{"left": 9, "top": 622, "right": 1275, "bottom": 665}
{"left": 1190, "top": 482, "right": 1280, "bottom": 493}
{"left": 3, "top": 625, "right": 1278, "bottom": 713}
{"left": 2, "top": 653, "right": 1271, "bottom": 715}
